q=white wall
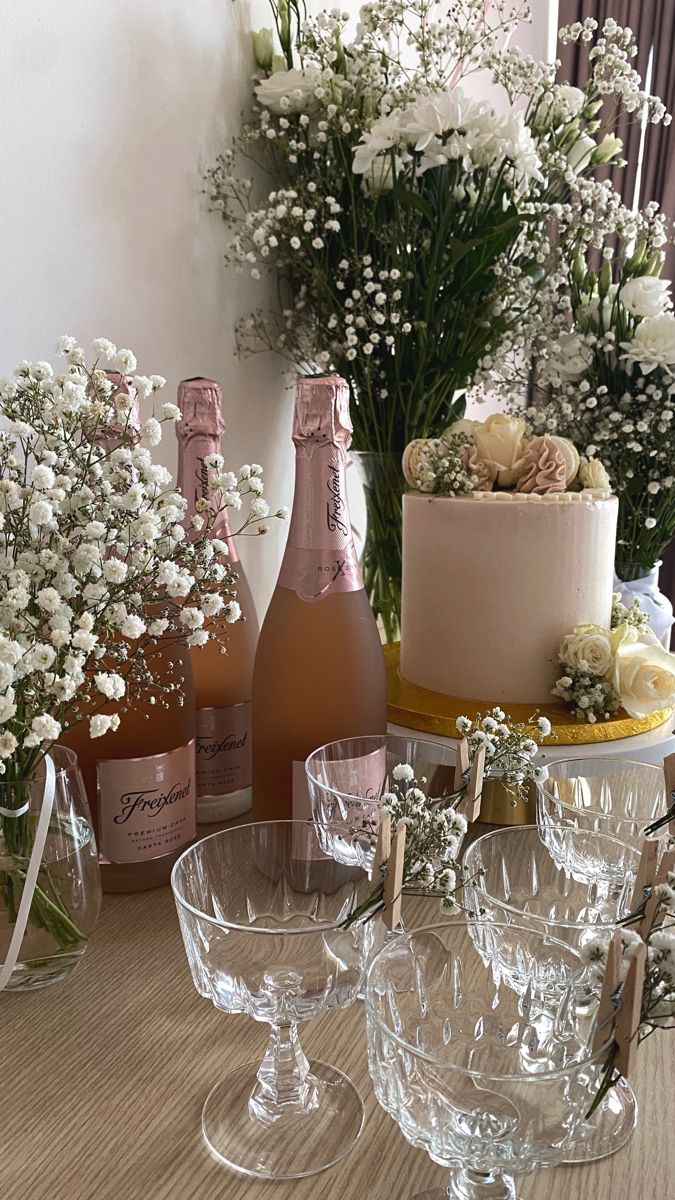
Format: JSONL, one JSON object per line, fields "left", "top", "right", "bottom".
{"left": 0, "top": 0, "right": 555, "bottom": 614}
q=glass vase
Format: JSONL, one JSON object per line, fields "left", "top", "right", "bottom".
{"left": 351, "top": 451, "right": 405, "bottom": 644}
{"left": 0, "top": 746, "right": 102, "bottom": 991}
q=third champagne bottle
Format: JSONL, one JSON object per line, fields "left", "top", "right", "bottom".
{"left": 251, "top": 374, "right": 387, "bottom": 820}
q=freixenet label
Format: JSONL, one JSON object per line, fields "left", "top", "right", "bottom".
{"left": 279, "top": 445, "right": 364, "bottom": 600}
{"left": 98, "top": 741, "right": 196, "bottom": 863}
{"left": 196, "top": 702, "right": 251, "bottom": 797}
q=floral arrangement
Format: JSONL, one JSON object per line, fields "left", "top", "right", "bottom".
{"left": 553, "top": 594, "right": 675, "bottom": 722}
{"left": 583, "top": 851, "right": 675, "bottom": 1116}
{"left": 206, "top": 3, "right": 663, "bottom": 638}
{"left": 342, "top": 762, "right": 467, "bottom": 927}
{"left": 0, "top": 337, "right": 283, "bottom": 951}
{"left": 402, "top": 414, "right": 588, "bottom": 496}
{"left": 456, "top": 708, "right": 551, "bottom": 792}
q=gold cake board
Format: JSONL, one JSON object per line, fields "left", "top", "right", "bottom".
{"left": 384, "top": 642, "right": 673, "bottom": 747}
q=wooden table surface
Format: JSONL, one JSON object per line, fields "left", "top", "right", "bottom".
{"left": 3, "top": 865, "right": 674, "bottom": 1200}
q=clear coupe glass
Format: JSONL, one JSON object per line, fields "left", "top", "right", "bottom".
{"left": 366, "top": 921, "right": 611, "bottom": 1200}
{"left": 462, "top": 824, "right": 641, "bottom": 1161}
{"left": 171, "top": 820, "right": 374, "bottom": 1180}
{"left": 537, "top": 757, "right": 669, "bottom": 847}
{"left": 305, "top": 733, "right": 459, "bottom": 870}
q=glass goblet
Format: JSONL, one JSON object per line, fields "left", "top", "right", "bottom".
{"left": 305, "top": 733, "right": 459, "bottom": 870}
{"left": 462, "top": 824, "right": 641, "bottom": 1162}
{"left": 537, "top": 757, "right": 670, "bottom": 847}
{"left": 366, "top": 921, "right": 611, "bottom": 1200}
{"left": 171, "top": 820, "right": 374, "bottom": 1180}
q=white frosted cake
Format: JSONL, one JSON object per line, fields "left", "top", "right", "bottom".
{"left": 400, "top": 489, "right": 619, "bottom": 705}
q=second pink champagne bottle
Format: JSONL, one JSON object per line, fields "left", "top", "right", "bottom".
{"left": 251, "top": 374, "right": 387, "bottom": 821}
{"left": 177, "top": 378, "right": 259, "bottom": 823}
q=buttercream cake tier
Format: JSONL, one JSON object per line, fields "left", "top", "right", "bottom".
{"left": 400, "top": 489, "right": 619, "bottom": 705}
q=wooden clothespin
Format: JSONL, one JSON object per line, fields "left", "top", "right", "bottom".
{"left": 629, "top": 836, "right": 660, "bottom": 916}
{"left": 664, "top": 753, "right": 675, "bottom": 836}
{"left": 372, "top": 811, "right": 391, "bottom": 879}
{"left": 641, "top": 845, "right": 675, "bottom": 935}
{"left": 457, "top": 745, "right": 485, "bottom": 823}
{"left": 382, "top": 819, "right": 406, "bottom": 932}
{"left": 454, "top": 738, "right": 470, "bottom": 791}
{"left": 614, "top": 941, "right": 647, "bottom": 1079}
{"left": 592, "top": 930, "right": 622, "bottom": 1052}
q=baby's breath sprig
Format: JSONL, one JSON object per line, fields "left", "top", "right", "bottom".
{"left": 341, "top": 763, "right": 468, "bottom": 928}
{"left": 455, "top": 708, "right": 552, "bottom": 802}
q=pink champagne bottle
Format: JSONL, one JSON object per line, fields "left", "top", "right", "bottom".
{"left": 63, "top": 373, "right": 197, "bottom": 892}
{"left": 251, "top": 374, "right": 387, "bottom": 821}
{"left": 176, "top": 378, "right": 259, "bottom": 822}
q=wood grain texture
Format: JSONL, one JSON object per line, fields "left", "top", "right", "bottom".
{"left": 2, "top": 884, "right": 674, "bottom": 1200}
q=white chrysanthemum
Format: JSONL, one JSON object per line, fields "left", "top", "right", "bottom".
{"left": 621, "top": 312, "right": 675, "bottom": 374}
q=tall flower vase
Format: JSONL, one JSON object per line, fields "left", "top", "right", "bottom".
{"left": 351, "top": 452, "right": 405, "bottom": 644}
{"left": 614, "top": 562, "right": 674, "bottom": 649}
{"left": 0, "top": 746, "right": 101, "bottom": 992}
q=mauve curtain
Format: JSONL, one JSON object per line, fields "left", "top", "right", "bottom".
{"left": 558, "top": 0, "right": 675, "bottom": 615}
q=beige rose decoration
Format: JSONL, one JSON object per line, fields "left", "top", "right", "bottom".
{"left": 402, "top": 437, "right": 445, "bottom": 492}
{"left": 559, "top": 624, "right": 613, "bottom": 676}
{"left": 613, "top": 641, "right": 675, "bottom": 718}
{"left": 472, "top": 414, "right": 529, "bottom": 486}
{"left": 578, "top": 457, "right": 611, "bottom": 490}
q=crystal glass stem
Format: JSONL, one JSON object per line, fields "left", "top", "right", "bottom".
{"left": 446, "top": 1167, "right": 516, "bottom": 1200}
{"left": 249, "top": 1022, "right": 320, "bottom": 1124}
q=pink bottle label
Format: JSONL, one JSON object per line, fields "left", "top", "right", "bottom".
{"left": 98, "top": 741, "right": 196, "bottom": 863}
{"left": 279, "top": 444, "right": 364, "bottom": 600}
{"left": 196, "top": 702, "right": 251, "bottom": 797}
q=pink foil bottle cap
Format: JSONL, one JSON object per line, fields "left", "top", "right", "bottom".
{"left": 177, "top": 378, "right": 226, "bottom": 439}
{"left": 293, "top": 375, "right": 352, "bottom": 449}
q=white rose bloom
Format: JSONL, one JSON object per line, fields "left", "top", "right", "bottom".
{"left": 613, "top": 640, "right": 675, "bottom": 718}
{"left": 254, "top": 66, "right": 322, "bottom": 115}
{"left": 620, "top": 276, "right": 672, "bottom": 319}
{"left": 578, "top": 457, "right": 611, "bottom": 490}
{"left": 473, "top": 414, "right": 529, "bottom": 485}
{"left": 559, "top": 624, "right": 613, "bottom": 677}
{"left": 566, "top": 133, "right": 596, "bottom": 174}
{"left": 621, "top": 312, "right": 675, "bottom": 374}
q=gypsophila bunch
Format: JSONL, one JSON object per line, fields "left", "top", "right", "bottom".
{"left": 553, "top": 594, "right": 675, "bottom": 722}
{"left": 455, "top": 708, "right": 551, "bottom": 799}
{"left": 401, "top": 432, "right": 479, "bottom": 495}
{"left": 342, "top": 762, "right": 467, "bottom": 927}
{"left": 0, "top": 337, "right": 284, "bottom": 949}
{"left": 207, "top": 4, "right": 667, "bottom": 640}
{"left": 582, "top": 852, "right": 675, "bottom": 1115}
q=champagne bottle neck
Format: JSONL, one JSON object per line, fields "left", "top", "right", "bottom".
{"left": 176, "top": 430, "right": 237, "bottom": 562}
{"left": 278, "top": 441, "right": 363, "bottom": 600}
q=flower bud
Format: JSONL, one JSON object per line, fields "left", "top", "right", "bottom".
{"left": 598, "top": 261, "right": 613, "bottom": 297}
{"left": 572, "top": 249, "right": 586, "bottom": 287}
{"left": 252, "top": 28, "right": 274, "bottom": 72}
{"left": 625, "top": 241, "right": 647, "bottom": 276}
{"left": 645, "top": 251, "right": 664, "bottom": 276}
{"left": 592, "top": 133, "right": 623, "bottom": 165}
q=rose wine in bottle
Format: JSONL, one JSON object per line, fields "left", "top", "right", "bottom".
{"left": 176, "top": 378, "right": 259, "bottom": 823}
{"left": 251, "top": 374, "right": 387, "bottom": 822}
{"left": 61, "top": 373, "right": 198, "bottom": 892}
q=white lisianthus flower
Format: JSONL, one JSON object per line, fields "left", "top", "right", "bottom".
{"left": 619, "top": 276, "right": 672, "bottom": 319}
{"left": 224, "top": 600, "right": 241, "bottom": 623}
{"left": 613, "top": 640, "right": 675, "bottom": 718}
{"left": 252, "top": 27, "right": 274, "bottom": 72}
{"left": 559, "top": 624, "right": 613, "bottom": 676}
{"left": 90, "top": 713, "right": 121, "bottom": 739}
{"left": 621, "top": 312, "right": 675, "bottom": 374}
{"left": 566, "top": 133, "right": 596, "bottom": 174}
{"left": 254, "top": 66, "right": 322, "bottom": 115}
